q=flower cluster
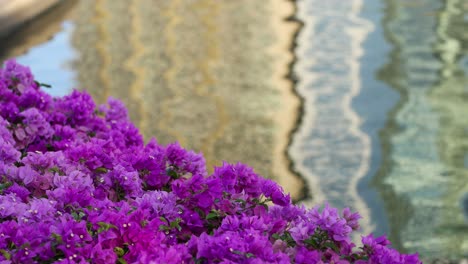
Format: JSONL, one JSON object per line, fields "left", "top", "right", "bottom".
{"left": 0, "top": 60, "right": 421, "bottom": 263}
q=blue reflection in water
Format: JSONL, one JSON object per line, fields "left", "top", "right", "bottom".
{"left": 16, "top": 22, "right": 76, "bottom": 97}
{"left": 354, "top": 0, "right": 397, "bottom": 239}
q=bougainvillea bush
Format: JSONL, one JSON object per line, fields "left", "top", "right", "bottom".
{"left": 0, "top": 60, "right": 421, "bottom": 264}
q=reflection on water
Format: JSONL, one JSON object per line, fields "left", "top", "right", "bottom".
{"left": 291, "top": 0, "right": 374, "bottom": 235}
{"left": 33, "top": 0, "right": 304, "bottom": 199}
{"left": 376, "top": 0, "right": 444, "bottom": 254}
{"left": 375, "top": 0, "right": 468, "bottom": 257}
{"left": 0, "top": 0, "right": 468, "bottom": 260}
{"left": 430, "top": 0, "right": 468, "bottom": 255}
{"left": 16, "top": 22, "right": 76, "bottom": 97}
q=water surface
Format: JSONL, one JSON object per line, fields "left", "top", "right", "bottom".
{"left": 1, "top": 0, "right": 467, "bottom": 259}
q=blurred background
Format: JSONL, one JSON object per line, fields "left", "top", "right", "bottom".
{"left": 0, "top": 0, "right": 467, "bottom": 261}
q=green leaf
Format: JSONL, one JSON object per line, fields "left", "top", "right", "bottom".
{"left": 94, "top": 167, "right": 108, "bottom": 174}
{"left": 0, "top": 249, "right": 11, "bottom": 260}
{"left": 86, "top": 222, "right": 94, "bottom": 236}
{"left": 97, "top": 222, "right": 117, "bottom": 233}
{"left": 71, "top": 212, "right": 79, "bottom": 220}
{"left": 278, "top": 231, "right": 296, "bottom": 247}
{"left": 51, "top": 233, "right": 63, "bottom": 244}
{"left": 117, "top": 257, "right": 128, "bottom": 264}
{"left": 166, "top": 168, "right": 179, "bottom": 179}
{"left": 245, "top": 253, "right": 255, "bottom": 258}
{"left": 159, "top": 225, "right": 170, "bottom": 231}
{"left": 206, "top": 211, "right": 219, "bottom": 220}
{"left": 232, "top": 250, "right": 244, "bottom": 256}
{"left": 0, "top": 181, "right": 13, "bottom": 191}
{"left": 193, "top": 207, "right": 206, "bottom": 218}
{"left": 34, "top": 80, "right": 52, "bottom": 88}
{"left": 234, "top": 199, "right": 246, "bottom": 205}
{"left": 7, "top": 242, "right": 15, "bottom": 250}
{"left": 48, "top": 166, "right": 65, "bottom": 176}
{"left": 138, "top": 169, "right": 150, "bottom": 177}
{"left": 323, "top": 241, "right": 339, "bottom": 252}
{"left": 93, "top": 109, "right": 105, "bottom": 116}
{"left": 170, "top": 218, "right": 182, "bottom": 231}
{"left": 114, "top": 247, "right": 125, "bottom": 257}
{"left": 87, "top": 131, "right": 96, "bottom": 137}
{"left": 71, "top": 211, "right": 86, "bottom": 221}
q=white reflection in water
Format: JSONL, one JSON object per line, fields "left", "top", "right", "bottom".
{"left": 291, "top": 0, "right": 374, "bottom": 234}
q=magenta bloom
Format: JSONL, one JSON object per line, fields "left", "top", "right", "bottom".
{"left": 0, "top": 60, "right": 421, "bottom": 263}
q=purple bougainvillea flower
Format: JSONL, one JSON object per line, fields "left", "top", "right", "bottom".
{"left": 0, "top": 60, "right": 422, "bottom": 264}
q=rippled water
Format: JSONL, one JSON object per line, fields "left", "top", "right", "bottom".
{"left": 1, "top": 0, "right": 467, "bottom": 259}
{"left": 291, "top": 0, "right": 375, "bottom": 234}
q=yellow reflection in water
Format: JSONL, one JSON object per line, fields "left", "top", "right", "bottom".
{"left": 70, "top": 0, "right": 304, "bottom": 199}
